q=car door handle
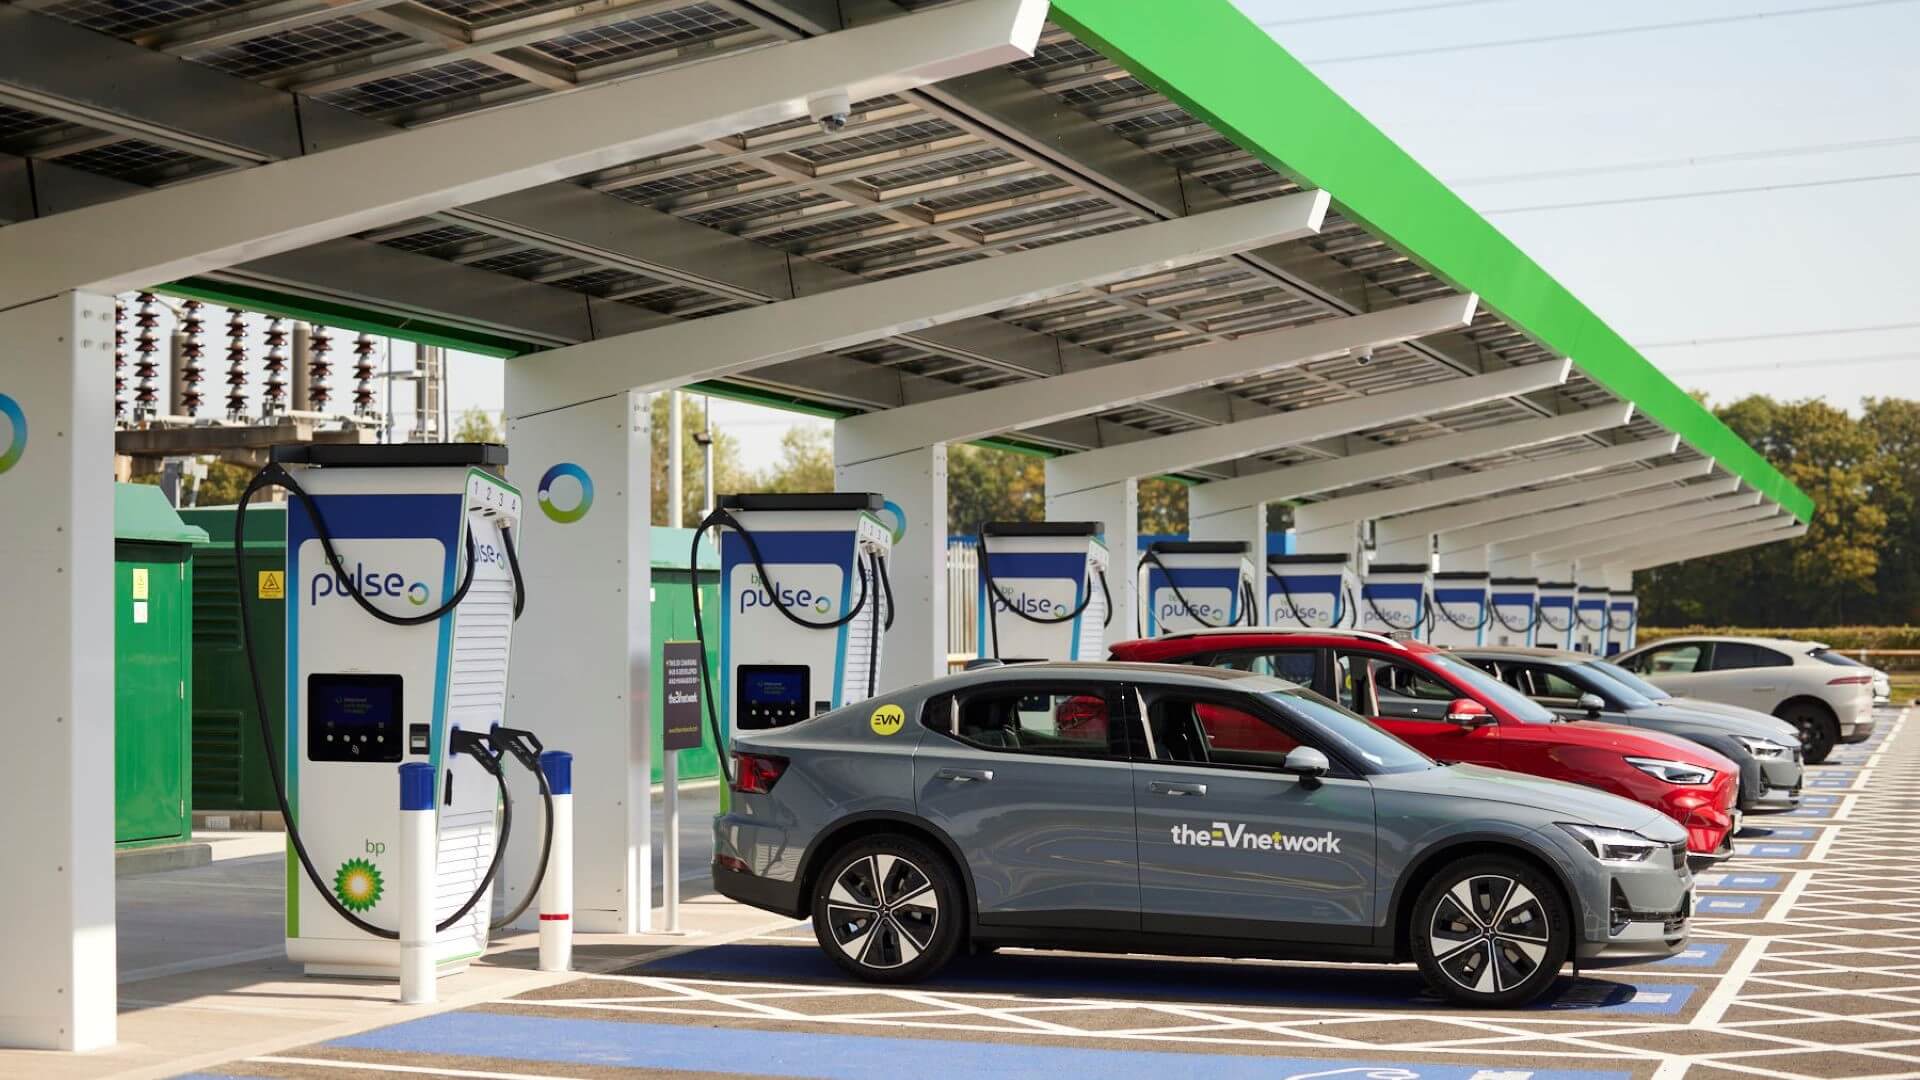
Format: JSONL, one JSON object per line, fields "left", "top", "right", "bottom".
{"left": 936, "top": 768, "right": 993, "bottom": 783}
{"left": 1149, "top": 781, "right": 1207, "bottom": 797}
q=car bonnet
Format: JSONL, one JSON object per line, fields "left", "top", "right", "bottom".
{"left": 1380, "top": 761, "right": 1675, "bottom": 835}
{"left": 1629, "top": 701, "right": 1801, "bottom": 745}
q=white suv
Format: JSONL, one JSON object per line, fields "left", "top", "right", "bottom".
{"left": 1614, "top": 636, "right": 1875, "bottom": 764}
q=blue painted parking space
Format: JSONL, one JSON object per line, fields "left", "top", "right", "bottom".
{"left": 1648, "top": 941, "right": 1729, "bottom": 968}
{"left": 1804, "top": 794, "right": 1839, "bottom": 805}
{"left": 1787, "top": 805, "right": 1835, "bottom": 818}
{"left": 1742, "top": 825, "right": 1817, "bottom": 840}
{"left": 1695, "top": 894, "right": 1767, "bottom": 916}
{"left": 1741, "top": 842, "right": 1810, "bottom": 858}
{"left": 638, "top": 944, "right": 1694, "bottom": 1015}
{"left": 328, "top": 1013, "right": 1639, "bottom": 1080}
{"left": 1809, "top": 778, "right": 1858, "bottom": 788}
{"left": 1700, "top": 872, "right": 1783, "bottom": 890}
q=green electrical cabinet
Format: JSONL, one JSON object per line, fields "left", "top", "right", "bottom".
{"left": 179, "top": 504, "right": 286, "bottom": 813}
{"left": 115, "top": 485, "right": 207, "bottom": 847}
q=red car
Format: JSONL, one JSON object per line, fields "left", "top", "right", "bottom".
{"left": 1110, "top": 628, "right": 1742, "bottom": 857}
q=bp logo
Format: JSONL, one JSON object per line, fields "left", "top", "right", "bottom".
{"left": 880, "top": 499, "right": 907, "bottom": 544}
{"left": 537, "top": 463, "right": 593, "bottom": 524}
{"left": 407, "top": 582, "right": 431, "bottom": 606}
{"left": 0, "top": 393, "right": 25, "bottom": 475}
{"left": 333, "top": 857, "right": 384, "bottom": 912}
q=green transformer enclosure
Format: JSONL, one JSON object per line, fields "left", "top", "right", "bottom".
{"left": 115, "top": 485, "right": 208, "bottom": 848}
{"left": 180, "top": 515, "right": 724, "bottom": 814}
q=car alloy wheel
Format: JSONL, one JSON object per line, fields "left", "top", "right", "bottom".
{"left": 1412, "top": 856, "right": 1569, "bottom": 1007}
{"left": 812, "top": 835, "right": 962, "bottom": 983}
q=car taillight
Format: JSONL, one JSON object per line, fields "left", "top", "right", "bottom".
{"left": 731, "top": 752, "right": 788, "bottom": 794}
{"left": 1828, "top": 675, "right": 1873, "bottom": 686}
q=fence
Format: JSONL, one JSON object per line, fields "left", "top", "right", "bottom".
{"left": 947, "top": 538, "right": 979, "bottom": 670}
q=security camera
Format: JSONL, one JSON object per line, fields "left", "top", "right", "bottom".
{"left": 1352, "top": 345, "right": 1375, "bottom": 366}
{"left": 808, "top": 90, "right": 852, "bottom": 135}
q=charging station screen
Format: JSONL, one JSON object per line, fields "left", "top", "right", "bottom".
{"left": 308, "top": 674, "right": 405, "bottom": 762}
{"left": 738, "top": 665, "right": 810, "bottom": 730}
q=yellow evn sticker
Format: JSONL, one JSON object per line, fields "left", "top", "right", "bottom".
{"left": 869, "top": 704, "right": 906, "bottom": 736}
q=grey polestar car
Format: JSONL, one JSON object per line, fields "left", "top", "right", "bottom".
{"left": 1455, "top": 646, "right": 1804, "bottom": 812}
{"left": 712, "top": 662, "right": 1694, "bottom": 1007}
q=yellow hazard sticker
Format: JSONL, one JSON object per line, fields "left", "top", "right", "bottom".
{"left": 131, "top": 567, "right": 149, "bottom": 600}
{"left": 258, "top": 570, "right": 286, "bottom": 600}
{"left": 869, "top": 704, "right": 906, "bottom": 736}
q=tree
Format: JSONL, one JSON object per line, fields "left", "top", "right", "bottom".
{"left": 453, "top": 406, "right": 502, "bottom": 444}
{"left": 648, "top": 394, "right": 750, "bottom": 526}
{"left": 1137, "top": 477, "right": 1188, "bottom": 537}
{"left": 946, "top": 443, "right": 1045, "bottom": 532}
{"left": 755, "top": 424, "right": 835, "bottom": 493}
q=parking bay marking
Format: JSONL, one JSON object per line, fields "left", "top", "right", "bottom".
{"left": 1693, "top": 873, "right": 1782, "bottom": 891}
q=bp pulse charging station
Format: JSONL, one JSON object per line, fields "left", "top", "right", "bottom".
{"left": 1574, "top": 585, "right": 1611, "bottom": 654}
{"left": 1264, "top": 553, "right": 1355, "bottom": 629}
{"left": 1488, "top": 577, "right": 1539, "bottom": 647}
{"left": 975, "top": 521, "right": 1109, "bottom": 661}
{"left": 1358, "top": 563, "right": 1430, "bottom": 637}
{"left": 1534, "top": 580, "right": 1578, "bottom": 650}
{"left": 1608, "top": 589, "right": 1638, "bottom": 655}
{"left": 1428, "top": 571, "right": 1492, "bottom": 647}
{"left": 238, "top": 445, "right": 561, "bottom": 984}
{"left": 696, "top": 493, "right": 892, "bottom": 750}
{"left": 1139, "top": 540, "right": 1255, "bottom": 636}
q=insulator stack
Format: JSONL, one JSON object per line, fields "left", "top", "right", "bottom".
{"left": 351, "top": 332, "right": 378, "bottom": 417}
{"left": 224, "top": 308, "right": 250, "bottom": 421}
{"left": 179, "top": 299, "right": 206, "bottom": 417}
{"left": 132, "top": 292, "right": 161, "bottom": 422}
{"left": 113, "top": 298, "right": 127, "bottom": 423}
{"left": 262, "top": 317, "right": 289, "bottom": 419}
{"left": 308, "top": 325, "right": 334, "bottom": 411}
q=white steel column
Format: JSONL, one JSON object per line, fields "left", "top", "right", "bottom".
{"left": 1046, "top": 481, "right": 1139, "bottom": 640}
{"left": 836, "top": 446, "right": 946, "bottom": 690}
{"left": 509, "top": 198, "right": 1323, "bottom": 416}
{"left": 0, "top": 291, "right": 116, "bottom": 1050}
{"left": 0, "top": 0, "right": 1047, "bottom": 310}
{"left": 505, "top": 392, "right": 651, "bottom": 934}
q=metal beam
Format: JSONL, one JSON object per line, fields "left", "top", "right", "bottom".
{"left": 836, "top": 286, "right": 1489, "bottom": 466}
{"left": 505, "top": 197, "right": 1320, "bottom": 416}
{"left": 0, "top": 0, "right": 1048, "bottom": 312}
{"left": 1438, "top": 473, "right": 1740, "bottom": 558}
{"left": 1185, "top": 387, "right": 1629, "bottom": 518}
{"left": 1537, "top": 498, "right": 1778, "bottom": 562}
{"left": 1609, "top": 520, "right": 1807, "bottom": 572}
{"left": 1372, "top": 438, "right": 1684, "bottom": 551}
{"left": 1048, "top": 361, "right": 1571, "bottom": 499}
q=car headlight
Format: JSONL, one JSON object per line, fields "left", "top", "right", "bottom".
{"left": 1558, "top": 822, "right": 1663, "bottom": 864}
{"left": 1625, "top": 756, "right": 1716, "bottom": 785}
{"left": 1735, "top": 735, "right": 1793, "bottom": 759}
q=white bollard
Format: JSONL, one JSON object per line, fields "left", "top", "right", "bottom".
{"left": 398, "top": 762, "right": 438, "bottom": 1004}
{"left": 538, "top": 751, "right": 574, "bottom": 973}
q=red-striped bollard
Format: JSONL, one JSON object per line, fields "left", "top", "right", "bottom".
{"left": 538, "top": 750, "right": 573, "bottom": 972}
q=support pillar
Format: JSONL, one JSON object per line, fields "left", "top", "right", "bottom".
{"left": 1189, "top": 501, "right": 1262, "bottom": 558}
{"left": 1047, "top": 480, "right": 1137, "bottom": 640}
{"left": 0, "top": 291, "right": 117, "bottom": 1050}
{"left": 835, "top": 445, "right": 946, "bottom": 690}
{"left": 505, "top": 391, "right": 651, "bottom": 934}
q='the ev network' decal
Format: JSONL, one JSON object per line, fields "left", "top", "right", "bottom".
{"left": 537, "top": 462, "right": 593, "bottom": 524}
{"left": 0, "top": 392, "right": 26, "bottom": 475}
{"left": 1172, "top": 821, "right": 1343, "bottom": 854}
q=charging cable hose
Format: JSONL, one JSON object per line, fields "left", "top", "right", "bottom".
{"left": 689, "top": 507, "right": 878, "bottom": 785}
{"left": 1135, "top": 550, "right": 1255, "bottom": 631}
{"left": 235, "top": 461, "right": 535, "bottom": 941}
{"left": 976, "top": 536, "right": 1111, "bottom": 658}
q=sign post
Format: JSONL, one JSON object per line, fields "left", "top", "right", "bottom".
{"left": 660, "top": 640, "right": 704, "bottom": 933}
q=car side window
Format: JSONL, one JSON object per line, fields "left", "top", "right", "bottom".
{"left": 1348, "top": 654, "right": 1457, "bottom": 721}
{"left": 1519, "top": 664, "right": 1584, "bottom": 702}
{"left": 931, "top": 686, "right": 1131, "bottom": 760}
{"left": 1332, "top": 651, "right": 1360, "bottom": 711}
{"left": 1143, "top": 692, "right": 1302, "bottom": 770}
{"left": 1711, "top": 643, "right": 1790, "bottom": 670}
{"left": 1206, "top": 648, "right": 1318, "bottom": 689}
{"left": 1640, "top": 643, "right": 1706, "bottom": 674}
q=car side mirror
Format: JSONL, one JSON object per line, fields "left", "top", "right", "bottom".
{"left": 1576, "top": 692, "right": 1605, "bottom": 719}
{"left": 1282, "top": 746, "right": 1331, "bottom": 788}
{"left": 1445, "top": 698, "right": 1492, "bottom": 728}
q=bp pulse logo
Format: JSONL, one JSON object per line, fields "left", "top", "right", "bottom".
{"left": 1172, "top": 821, "right": 1342, "bottom": 854}
{"left": 310, "top": 563, "right": 431, "bottom": 607}
{"left": 742, "top": 570, "right": 832, "bottom": 615}
{"left": 0, "top": 393, "right": 25, "bottom": 475}
{"left": 537, "top": 462, "right": 593, "bottom": 524}
{"left": 993, "top": 590, "right": 1070, "bottom": 618}
{"left": 880, "top": 499, "right": 907, "bottom": 544}
{"left": 1159, "top": 595, "right": 1226, "bottom": 623}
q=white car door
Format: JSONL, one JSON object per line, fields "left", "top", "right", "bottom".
{"left": 1687, "top": 641, "right": 1794, "bottom": 711}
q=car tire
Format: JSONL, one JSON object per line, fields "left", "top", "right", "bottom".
{"left": 811, "top": 834, "right": 963, "bottom": 984}
{"left": 1776, "top": 701, "right": 1836, "bottom": 764}
{"left": 1411, "top": 856, "right": 1570, "bottom": 1008}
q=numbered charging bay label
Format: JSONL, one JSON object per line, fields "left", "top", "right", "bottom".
{"left": 870, "top": 704, "right": 905, "bottom": 736}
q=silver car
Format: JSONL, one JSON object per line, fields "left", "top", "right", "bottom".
{"left": 1615, "top": 635, "right": 1877, "bottom": 763}
{"left": 713, "top": 662, "right": 1694, "bottom": 1007}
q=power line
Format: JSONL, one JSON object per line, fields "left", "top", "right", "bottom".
{"left": 1666, "top": 351, "right": 1920, "bottom": 377}
{"left": 1451, "top": 134, "right": 1920, "bottom": 189}
{"left": 1640, "top": 321, "right": 1920, "bottom": 350}
{"left": 1481, "top": 169, "right": 1920, "bottom": 215}
{"left": 1302, "top": 0, "right": 1920, "bottom": 65}
{"left": 1258, "top": 0, "right": 1509, "bottom": 28}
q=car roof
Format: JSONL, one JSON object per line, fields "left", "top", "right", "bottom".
{"left": 1637, "top": 635, "right": 1819, "bottom": 653}
{"left": 934, "top": 660, "right": 1294, "bottom": 693}
{"left": 1110, "top": 627, "right": 1430, "bottom": 654}
{"left": 1450, "top": 644, "right": 1594, "bottom": 664}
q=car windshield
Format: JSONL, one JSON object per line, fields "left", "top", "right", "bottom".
{"left": 1425, "top": 652, "right": 1558, "bottom": 724}
{"left": 1573, "top": 663, "right": 1656, "bottom": 710}
{"left": 1260, "top": 687, "right": 1434, "bottom": 774}
{"left": 1589, "top": 658, "right": 1672, "bottom": 701}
